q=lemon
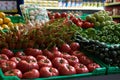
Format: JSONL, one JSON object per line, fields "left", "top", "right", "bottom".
{"left": 17, "top": 23, "right": 23, "bottom": 26}
{"left": 2, "top": 24, "right": 9, "bottom": 29}
{"left": 3, "top": 17, "right": 11, "bottom": 24}
{"left": 0, "top": 18, "right": 3, "bottom": 25}
{"left": 0, "top": 12, "right": 5, "bottom": 18}
{"left": 8, "top": 22, "right": 14, "bottom": 27}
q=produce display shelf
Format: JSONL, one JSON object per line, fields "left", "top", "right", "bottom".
{"left": 39, "top": 7, "right": 104, "bottom": 11}
{"left": 0, "top": 51, "right": 106, "bottom": 80}
{"left": 112, "top": 15, "right": 120, "bottom": 18}
{"left": 104, "top": 2, "right": 120, "bottom": 6}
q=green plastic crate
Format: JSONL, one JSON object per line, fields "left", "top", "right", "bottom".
{"left": 86, "top": 52, "right": 120, "bottom": 74}
{"left": 7, "top": 16, "right": 25, "bottom": 23}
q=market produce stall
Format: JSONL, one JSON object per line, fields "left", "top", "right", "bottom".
{"left": 0, "top": 1, "right": 120, "bottom": 80}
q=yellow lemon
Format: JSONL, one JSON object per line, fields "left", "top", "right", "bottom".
{"left": 0, "top": 18, "right": 3, "bottom": 25}
{"left": 3, "top": 17, "right": 11, "bottom": 24}
{"left": 8, "top": 22, "right": 14, "bottom": 27}
{"left": 2, "top": 24, "right": 9, "bottom": 29}
{"left": 0, "top": 12, "right": 5, "bottom": 18}
{"left": 18, "top": 23, "right": 23, "bottom": 26}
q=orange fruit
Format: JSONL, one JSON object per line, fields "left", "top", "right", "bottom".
{"left": 0, "top": 18, "right": 3, "bottom": 25}
{"left": 0, "top": 12, "right": 5, "bottom": 18}
{"left": 3, "top": 17, "right": 11, "bottom": 24}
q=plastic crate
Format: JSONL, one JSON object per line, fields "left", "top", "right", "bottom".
{"left": 7, "top": 16, "right": 25, "bottom": 23}
{"left": 0, "top": 51, "right": 106, "bottom": 80}
{"left": 86, "top": 52, "right": 120, "bottom": 74}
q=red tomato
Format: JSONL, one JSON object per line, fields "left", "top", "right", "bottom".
{"left": 17, "top": 56, "right": 39, "bottom": 73}
{"left": 82, "top": 22, "right": 93, "bottom": 28}
{"left": 62, "top": 52, "right": 71, "bottom": 59}
{"left": 4, "top": 69, "right": 22, "bottom": 78}
{"left": 69, "top": 15, "right": 75, "bottom": 20}
{"left": 70, "top": 42, "right": 80, "bottom": 51}
{"left": 43, "top": 49, "right": 54, "bottom": 60}
{"left": 38, "top": 58, "right": 52, "bottom": 68}
{"left": 76, "top": 21, "right": 83, "bottom": 27}
{"left": 23, "top": 69, "right": 40, "bottom": 79}
{"left": 60, "top": 43, "right": 71, "bottom": 53}
{"left": 52, "top": 57, "right": 69, "bottom": 68}
{"left": 50, "top": 46, "right": 59, "bottom": 52}
{"left": 0, "top": 61, "right": 16, "bottom": 72}
{"left": 0, "top": 54, "right": 9, "bottom": 64}
{"left": 66, "top": 55, "right": 79, "bottom": 66}
{"left": 36, "top": 55, "right": 47, "bottom": 61}
{"left": 79, "top": 55, "right": 93, "bottom": 65}
{"left": 0, "top": 48, "right": 14, "bottom": 58}
{"left": 74, "top": 63, "right": 89, "bottom": 74}
{"left": 71, "top": 51, "right": 85, "bottom": 58}
{"left": 15, "top": 51, "right": 27, "bottom": 60}
{"left": 54, "top": 12, "right": 61, "bottom": 19}
{"left": 87, "top": 63, "right": 100, "bottom": 72}
{"left": 61, "top": 12, "right": 68, "bottom": 18}
{"left": 24, "top": 48, "right": 43, "bottom": 58}
{"left": 40, "top": 67, "right": 59, "bottom": 77}
{"left": 71, "top": 18, "right": 79, "bottom": 24}
{"left": 58, "top": 64, "right": 76, "bottom": 75}
{"left": 49, "top": 15, "right": 55, "bottom": 20}
{"left": 10, "top": 57, "right": 21, "bottom": 64}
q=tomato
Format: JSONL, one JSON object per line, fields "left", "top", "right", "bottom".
{"left": 36, "top": 55, "right": 47, "bottom": 61}
{"left": 38, "top": 58, "right": 52, "bottom": 68}
{"left": 52, "top": 57, "right": 69, "bottom": 68}
{"left": 71, "top": 18, "right": 79, "bottom": 24}
{"left": 66, "top": 55, "right": 79, "bottom": 66}
{"left": 62, "top": 52, "right": 71, "bottom": 59}
{"left": 60, "top": 43, "right": 71, "bottom": 53}
{"left": 71, "top": 51, "right": 85, "bottom": 58}
{"left": 24, "top": 48, "right": 43, "bottom": 58}
{"left": 0, "top": 48, "right": 14, "bottom": 58}
{"left": 23, "top": 69, "right": 40, "bottom": 79}
{"left": 76, "top": 21, "right": 83, "bottom": 27}
{"left": 0, "top": 54, "right": 9, "bottom": 64}
{"left": 49, "top": 15, "right": 55, "bottom": 20}
{"left": 43, "top": 49, "right": 54, "bottom": 60}
{"left": 50, "top": 46, "right": 59, "bottom": 52}
{"left": 15, "top": 51, "right": 27, "bottom": 60}
{"left": 4, "top": 69, "right": 22, "bottom": 78}
{"left": 43, "top": 49, "right": 62, "bottom": 60}
{"left": 69, "top": 15, "right": 75, "bottom": 20}
{"left": 17, "top": 56, "right": 39, "bottom": 73}
{"left": 70, "top": 42, "right": 80, "bottom": 51}
{"left": 40, "top": 67, "right": 59, "bottom": 77}
{"left": 10, "top": 57, "right": 21, "bottom": 64}
{"left": 61, "top": 12, "right": 68, "bottom": 18}
{"left": 52, "top": 50, "right": 63, "bottom": 58}
{"left": 74, "top": 63, "right": 89, "bottom": 74}
{"left": 0, "top": 61, "right": 16, "bottom": 72}
{"left": 87, "top": 63, "right": 100, "bottom": 72}
{"left": 82, "top": 22, "right": 93, "bottom": 28}
{"left": 58, "top": 64, "right": 76, "bottom": 75}
{"left": 79, "top": 55, "right": 93, "bottom": 65}
{"left": 54, "top": 12, "right": 61, "bottom": 19}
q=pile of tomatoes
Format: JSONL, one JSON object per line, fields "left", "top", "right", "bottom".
{"left": 0, "top": 42, "right": 100, "bottom": 79}
{"left": 48, "top": 12, "right": 94, "bottom": 28}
